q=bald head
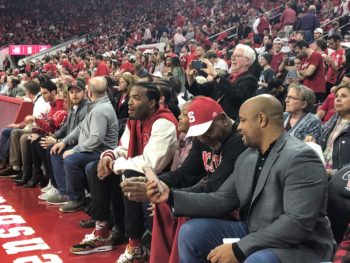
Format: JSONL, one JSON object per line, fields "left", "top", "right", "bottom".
{"left": 242, "top": 95, "right": 283, "bottom": 126}
{"left": 88, "top": 77, "right": 107, "bottom": 96}
{"left": 238, "top": 95, "right": 284, "bottom": 151}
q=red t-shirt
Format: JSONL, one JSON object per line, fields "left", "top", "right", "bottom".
{"left": 326, "top": 48, "right": 345, "bottom": 85}
{"left": 271, "top": 52, "right": 283, "bottom": 73}
{"left": 94, "top": 61, "right": 109, "bottom": 77}
{"left": 120, "top": 62, "right": 135, "bottom": 74}
{"left": 301, "top": 52, "right": 326, "bottom": 93}
{"left": 320, "top": 93, "right": 336, "bottom": 123}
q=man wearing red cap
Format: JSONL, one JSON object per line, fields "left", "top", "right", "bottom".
{"left": 125, "top": 96, "right": 246, "bottom": 263}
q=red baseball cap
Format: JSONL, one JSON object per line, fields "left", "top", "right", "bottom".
{"left": 186, "top": 96, "right": 224, "bottom": 137}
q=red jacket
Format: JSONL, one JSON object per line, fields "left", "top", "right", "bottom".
{"left": 34, "top": 99, "right": 67, "bottom": 134}
{"left": 126, "top": 107, "right": 178, "bottom": 158}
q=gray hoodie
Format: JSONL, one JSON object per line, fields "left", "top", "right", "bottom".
{"left": 62, "top": 95, "right": 118, "bottom": 153}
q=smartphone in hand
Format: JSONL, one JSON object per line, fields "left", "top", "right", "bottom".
{"left": 143, "top": 166, "right": 164, "bottom": 194}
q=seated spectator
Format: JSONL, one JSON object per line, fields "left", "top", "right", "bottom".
{"left": 6, "top": 78, "right": 26, "bottom": 98}
{"left": 327, "top": 164, "right": 350, "bottom": 244}
{"left": 144, "top": 97, "right": 246, "bottom": 263}
{"left": 16, "top": 80, "right": 66, "bottom": 187}
{"left": 70, "top": 82, "right": 178, "bottom": 263}
{"left": 171, "top": 56, "right": 186, "bottom": 95}
{"left": 256, "top": 52, "right": 275, "bottom": 95}
{"left": 36, "top": 80, "right": 88, "bottom": 199}
{"left": 115, "top": 73, "right": 138, "bottom": 138}
{"left": 206, "top": 50, "right": 229, "bottom": 72}
{"left": 154, "top": 79, "right": 181, "bottom": 119}
{"left": 148, "top": 95, "right": 335, "bottom": 263}
{"left": 284, "top": 84, "right": 322, "bottom": 141}
{"left": 186, "top": 44, "right": 258, "bottom": 120}
{"left": 48, "top": 77, "right": 118, "bottom": 212}
{"left": 0, "top": 80, "right": 50, "bottom": 173}
{"left": 317, "top": 73, "right": 350, "bottom": 123}
{"left": 318, "top": 83, "right": 350, "bottom": 177}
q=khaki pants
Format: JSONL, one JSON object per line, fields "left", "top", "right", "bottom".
{"left": 9, "top": 129, "right": 30, "bottom": 167}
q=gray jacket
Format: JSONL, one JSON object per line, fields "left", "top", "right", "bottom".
{"left": 54, "top": 98, "right": 89, "bottom": 139}
{"left": 173, "top": 133, "right": 335, "bottom": 263}
{"left": 8, "top": 84, "right": 26, "bottom": 97}
{"left": 62, "top": 95, "right": 118, "bottom": 153}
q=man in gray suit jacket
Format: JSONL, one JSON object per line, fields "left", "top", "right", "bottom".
{"left": 147, "top": 95, "right": 335, "bottom": 263}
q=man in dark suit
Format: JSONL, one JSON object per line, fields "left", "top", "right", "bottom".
{"left": 147, "top": 95, "right": 335, "bottom": 263}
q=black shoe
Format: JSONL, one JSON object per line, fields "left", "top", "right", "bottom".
{"left": 12, "top": 173, "right": 23, "bottom": 181}
{"left": 141, "top": 229, "right": 152, "bottom": 251}
{"left": 15, "top": 169, "right": 31, "bottom": 186}
{"left": 0, "top": 167, "right": 21, "bottom": 178}
{"left": 23, "top": 168, "right": 43, "bottom": 188}
{"left": 79, "top": 219, "right": 96, "bottom": 228}
{"left": 111, "top": 225, "right": 126, "bottom": 245}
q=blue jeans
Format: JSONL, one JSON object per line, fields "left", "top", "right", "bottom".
{"left": 178, "top": 219, "right": 280, "bottom": 263}
{"left": 51, "top": 149, "right": 100, "bottom": 200}
{"left": 51, "top": 146, "right": 73, "bottom": 195}
{"left": 0, "top": 128, "right": 13, "bottom": 162}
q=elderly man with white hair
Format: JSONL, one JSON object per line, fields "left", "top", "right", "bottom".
{"left": 186, "top": 44, "right": 258, "bottom": 120}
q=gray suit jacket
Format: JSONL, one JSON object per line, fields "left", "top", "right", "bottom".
{"left": 173, "top": 133, "right": 335, "bottom": 263}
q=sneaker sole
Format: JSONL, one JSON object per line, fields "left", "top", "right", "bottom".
{"left": 59, "top": 206, "right": 83, "bottom": 213}
{"left": 70, "top": 245, "right": 114, "bottom": 255}
{"left": 46, "top": 201, "right": 68, "bottom": 205}
{"left": 0, "top": 174, "right": 18, "bottom": 178}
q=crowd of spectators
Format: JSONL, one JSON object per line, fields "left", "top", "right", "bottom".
{"left": 2, "top": 0, "right": 350, "bottom": 262}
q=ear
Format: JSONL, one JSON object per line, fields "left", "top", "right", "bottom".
{"left": 258, "top": 112, "right": 268, "bottom": 128}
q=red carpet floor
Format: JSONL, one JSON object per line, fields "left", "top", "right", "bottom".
{"left": 0, "top": 179, "right": 125, "bottom": 263}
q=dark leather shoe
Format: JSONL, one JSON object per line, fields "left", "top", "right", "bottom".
{"left": 12, "top": 174, "right": 23, "bottom": 181}
{"left": 0, "top": 167, "right": 21, "bottom": 178}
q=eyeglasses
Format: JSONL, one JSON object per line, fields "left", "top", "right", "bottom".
{"left": 285, "top": 95, "right": 304, "bottom": 101}
{"left": 232, "top": 54, "right": 248, "bottom": 59}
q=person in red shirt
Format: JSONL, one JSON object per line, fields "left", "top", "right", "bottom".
{"left": 94, "top": 54, "right": 110, "bottom": 77}
{"left": 176, "top": 12, "right": 186, "bottom": 28}
{"left": 280, "top": 2, "right": 296, "bottom": 38}
{"left": 270, "top": 38, "right": 284, "bottom": 73}
{"left": 119, "top": 54, "right": 136, "bottom": 74}
{"left": 295, "top": 40, "right": 326, "bottom": 103}
{"left": 324, "top": 34, "right": 345, "bottom": 94}
{"left": 43, "top": 56, "right": 57, "bottom": 78}
{"left": 59, "top": 54, "right": 73, "bottom": 74}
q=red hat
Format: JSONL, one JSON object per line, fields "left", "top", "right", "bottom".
{"left": 186, "top": 96, "right": 224, "bottom": 137}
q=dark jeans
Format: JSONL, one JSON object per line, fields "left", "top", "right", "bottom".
{"left": 178, "top": 219, "right": 281, "bottom": 263}
{"left": 0, "top": 128, "right": 13, "bottom": 162}
{"left": 86, "top": 160, "right": 124, "bottom": 228}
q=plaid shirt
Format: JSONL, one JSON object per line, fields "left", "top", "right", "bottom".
{"left": 333, "top": 223, "right": 350, "bottom": 263}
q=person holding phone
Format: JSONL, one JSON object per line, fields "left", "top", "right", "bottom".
{"left": 186, "top": 44, "right": 258, "bottom": 120}
{"left": 147, "top": 95, "right": 335, "bottom": 263}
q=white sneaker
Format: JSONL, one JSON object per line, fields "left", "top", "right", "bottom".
{"left": 41, "top": 180, "right": 52, "bottom": 193}
{"left": 38, "top": 187, "right": 59, "bottom": 201}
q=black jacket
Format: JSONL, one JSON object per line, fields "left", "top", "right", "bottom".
{"left": 159, "top": 123, "right": 247, "bottom": 193}
{"left": 115, "top": 92, "right": 129, "bottom": 137}
{"left": 187, "top": 73, "right": 258, "bottom": 120}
